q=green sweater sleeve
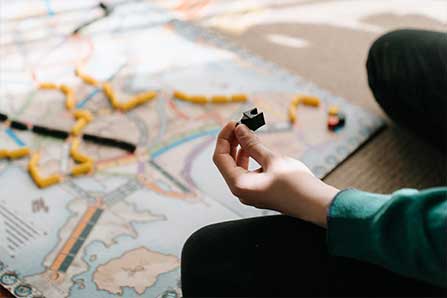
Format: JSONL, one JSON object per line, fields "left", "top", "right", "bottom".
{"left": 327, "top": 187, "right": 447, "bottom": 287}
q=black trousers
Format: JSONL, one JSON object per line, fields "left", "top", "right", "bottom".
{"left": 181, "top": 30, "right": 447, "bottom": 297}
{"left": 367, "top": 29, "right": 447, "bottom": 153}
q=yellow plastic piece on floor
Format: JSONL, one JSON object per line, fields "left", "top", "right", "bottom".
{"left": 103, "top": 83, "right": 120, "bottom": 108}
{"left": 288, "top": 105, "right": 297, "bottom": 124}
{"left": 288, "top": 95, "right": 321, "bottom": 124}
{"left": 75, "top": 67, "right": 99, "bottom": 86}
{"left": 38, "top": 82, "right": 58, "bottom": 89}
{"left": 300, "top": 96, "right": 320, "bottom": 107}
{"left": 118, "top": 99, "right": 138, "bottom": 111}
{"left": 111, "top": 91, "right": 157, "bottom": 112}
{"left": 28, "top": 153, "right": 62, "bottom": 188}
{"left": 174, "top": 91, "right": 247, "bottom": 104}
{"left": 119, "top": 98, "right": 140, "bottom": 111}
{"left": 288, "top": 97, "right": 301, "bottom": 124}
{"left": 65, "top": 93, "right": 75, "bottom": 110}
{"left": 80, "top": 74, "right": 99, "bottom": 86}
{"left": 102, "top": 83, "right": 113, "bottom": 98}
{"left": 71, "top": 118, "right": 87, "bottom": 136}
{"left": 134, "top": 91, "right": 157, "bottom": 103}
{"left": 0, "top": 149, "right": 9, "bottom": 159}
{"left": 8, "top": 147, "right": 30, "bottom": 159}
{"left": 59, "top": 84, "right": 72, "bottom": 95}
{"left": 211, "top": 95, "right": 229, "bottom": 103}
{"left": 71, "top": 162, "right": 93, "bottom": 176}
{"left": 72, "top": 151, "right": 92, "bottom": 164}
{"left": 189, "top": 95, "right": 208, "bottom": 104}
{"left": 291, "top": 97, "right": 301, "bottom": 106}
{"left": 70, "top": 139, "right": 93, "bottom": 163}
{"left": 173, "top": 90, "right": 190, "bottom": 101}
{"left": 74, "top": 110, "right": 93, "bottom": 122}
{"left": 59, "top": 84, "right": 76, "bottom": 110}
{"left": 328, "top": 106, "right": 339, "bottom": 116}
{"left": 36, "top": 174, "right": 62, "bottom": 188}
{"left": 70, "top": 138, "right": 80, "bottom": 154}
{"left": 117, "top": 101, "right": 137, "bottom": 112}
{"left": 28, "top": 165, "right": 40, "bottom": 184}
{"left": 29, "top": 153, "right": 40, "bottom": 168}
{"left": 231, "top": 94, "right": 248, "bottom": 102}
{"left": 74, "top": 67, "right": 82, "bottom": 77}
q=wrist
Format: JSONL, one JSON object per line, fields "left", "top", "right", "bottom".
{"left": 285, "top": 178, "right": 339, "bottom": 228}
{"left": 314, "top": 184, "right": 339, "bottom": 228}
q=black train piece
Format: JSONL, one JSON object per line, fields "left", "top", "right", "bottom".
{"left": 10, "top": 120, "right": 28, "bottom": 131}
{"left": 32, "top": 125, "right": 69, "bottom": 139}
{"left": 82, "top": 133, "right": 136, "bottom": 153}
{"left": 0, "top": 113, "right": 7, "bottom": 122}
{"left": 238, "top": 108, "right": 265, "bottom": 131}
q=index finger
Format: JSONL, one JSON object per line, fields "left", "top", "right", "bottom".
{"left": 213, "top": 121, "right": 245, "bottom": 183}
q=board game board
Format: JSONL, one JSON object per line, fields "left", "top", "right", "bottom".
{"left": 0, "top": 1, "right": 383, "bottom": 297}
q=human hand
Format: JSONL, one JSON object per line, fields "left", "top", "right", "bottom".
{"left": 212, "top": 121, "right": 339, "bottom": 227}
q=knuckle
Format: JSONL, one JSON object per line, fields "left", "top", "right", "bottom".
{"left": 244, "top": 140, "right": 260, "bottom": 154}
{"left": 229, "top": 180, "right": 246, "bottom": 197}
{"left": 245, "top": 140, "right": 258, "bottom": 151}
{"left": 240, "top": 134, "right": 258, "bottom": 148}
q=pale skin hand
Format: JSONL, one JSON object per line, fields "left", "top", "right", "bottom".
{"left": 212, "top": 121, "right": 339, "bottom": 228}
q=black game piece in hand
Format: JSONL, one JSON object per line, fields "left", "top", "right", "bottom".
{"left": 238, "top": 108, "right": 265, "bottom": 131}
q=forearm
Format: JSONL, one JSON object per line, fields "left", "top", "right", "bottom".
{"left": 327, "top": 187, "right": 447, "bottom": 287}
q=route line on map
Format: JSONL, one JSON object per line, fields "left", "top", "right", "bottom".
{"left": 64, "top": 180, "right": 96, "bottom": 201}
{"left": 181, "top": 135, "right": 214, "bottom": 188}
{"left": 103, "top": 179, "right": 141, "bottom": 206}
{"left": 4, "top": 128, "right": 25, "bottom": 147}
{"left": 168, "top": 99, "right": 190, "bottom": 120}
{"left": 140, "top": 177, "right": 191, "bottom": 199}
{"left": 48, "top": 179, "right": 143, "bottom": 275}
{"left": 150, "top": 128, "right": 220, "bottom": 159}
{"left": 149, "top": 160, "right": 191, "bottom": 194}
{"left": 95, "top": 153, "right": 137, "bottom": 170}
{"left": 50, "top": 202, "right": 104, "bottom": 274}
{"left": 76, "top": 89, "right": 100, "bottom": 109}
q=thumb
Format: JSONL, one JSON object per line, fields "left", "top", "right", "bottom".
{"left": 235, "top": 124, "right": 274, "bottom": 167}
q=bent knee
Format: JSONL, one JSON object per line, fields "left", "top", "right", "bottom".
{"left": 368, "top": 29, "right": 422, "bottom": 61}
{"left": 181, "top": 222, "right": 223, "bottom": 269}
{"left": 367, "top": 29, "right": 406, "bottom": 78}
{"left": 181, "top": 223, "right": 227, "bottom": 293}
{"left": 367, "top": 29, "right": 437, "bottom": 79}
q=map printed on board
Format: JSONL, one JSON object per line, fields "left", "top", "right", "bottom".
{"left": 0, "top": 1, "right": 383, "bottom": 297}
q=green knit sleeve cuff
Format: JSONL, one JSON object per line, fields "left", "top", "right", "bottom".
{"left": 327, "top": 188, "right": 391, "bottom": 259}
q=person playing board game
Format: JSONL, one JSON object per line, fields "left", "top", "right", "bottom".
{"left": 181, "top": 29, "right": 447, "bottom": 296}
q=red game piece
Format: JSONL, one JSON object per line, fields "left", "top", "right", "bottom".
{"left": 327, "top": 115, "right": 339, "bottom": 131}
